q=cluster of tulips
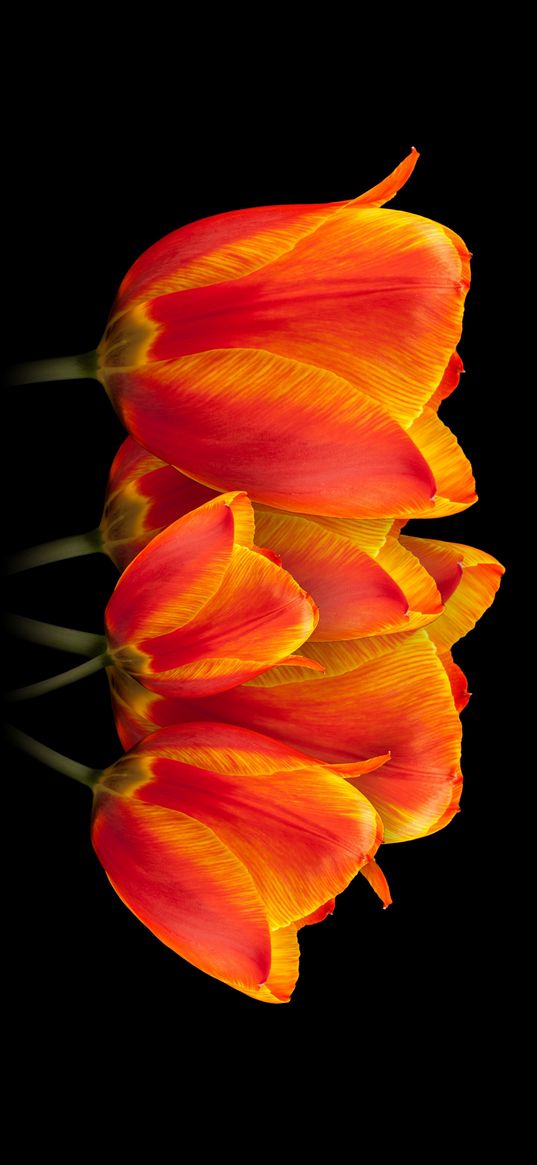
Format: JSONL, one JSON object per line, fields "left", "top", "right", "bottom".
{"left": 8, "top": 149, "right": 503, "bottom": 1002}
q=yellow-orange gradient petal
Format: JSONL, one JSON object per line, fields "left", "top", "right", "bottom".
{"left": 125, "top": 731, "right": 382, "bottom": 930}
{"left": 106, "top": 352, "right": 436, "bottom": 519}
{"left": 401, "top": 536, "right": 504, "bottom": 652}
{"left": 105, "top": 493, "right": 245, "bottom": 647}
{"left": 132, "top": 542, "right": 318, "bottom": 697}
{"left": 110, "top": 150, "right": 419, "bottom": 312}
{"left": 91, "top": 790, "right": 272, "bottom": 993}
{"left": 407, "top": 408, "right": 477, "bottom": 517}
{"left": 438, "top": 651, "right": 471, "bottom": 713}
{"left": 253, "top": 508, "right": 409, "bottom": 639}
{"left": 360, "top": 858, "right": 393, "bottom": 907}
{"left": 374, "top": 536, "right": 444, "bottom": 630}
{"left": 241, "top": 925, "right": 300, "bottom": 1004}
{"left": 426, "top": 351, "right": 464, "bottom": 410}
{"left": 110, "top": 634, "right": 462, "bottom": 844}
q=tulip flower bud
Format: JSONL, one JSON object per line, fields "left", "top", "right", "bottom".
{"left": 104, "top": 490, "right": 320, "bottom": 698}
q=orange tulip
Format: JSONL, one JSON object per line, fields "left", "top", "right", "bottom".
{"left": 91, "top": 722, "right": 384, "bottom": 1001}
{"left": 87, "top": 149, "right": 472, "bottom": 519}
{"left": 104, "top": 490, "right": 318, "bottom": 698}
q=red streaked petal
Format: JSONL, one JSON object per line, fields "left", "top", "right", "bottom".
{"left": 131, "top": 751, "right": 381, "bottom": 930}
{"left": 111, "top": 203, "right": 343, "bottom": 311}
{"left": 402, "top": 537, "right": 505, "bottom": 652}
{"left": 253, "top": 508, "right": 409, "bottom": 640}
{"left": 100, "top": 438, "right": 220, "bottom": 570}
{"left": 241, "top": 925, "right": 300, "bottom": 1004}
{"left": 118, "top": 633, "right": 462, "bottom": 844}
{"left": 426, "top": 351, "right": 464, "bottom": 410}
{"left": 361, "top": 859, "right": 392, "bottom": 907}
{"left": 374, "top": 536, "right": 444, "bottom": 630}
{"left": 295, "top": 900, "right": 336, "bottom": 929}
{"left": 145, "top": 203, "right": 469, "bottom": 430}
{"left": 134, "top": 543, "right": 318, "bottom": 697}
{"left": 91, "top": 789, "right": 271, "bottom": 993}
{"left": 105, "top": 494, "right": 241, "bottom": 648}
{"left": 439, "top": 651, "right": 471, "bottom": 713}
{"left": 400, "top": 534, "right": 463, "bottom": 603}
{"left": 106, "top": 352, "right": 436, "bottom": 518}
{"left": 351, "top": 148, "right": 419, "bottom": 207}
{"left": 109, "top": 150, "right": 419, "bottom": 314}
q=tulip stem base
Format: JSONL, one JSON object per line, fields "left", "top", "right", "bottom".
{"left": 6, "top": 652, "right": 110, "bottom": 702}
{"left": 5, "top": 529, "right": 102, "bottom": 574}
{"left": 5, "top": 613, "right": 106, "bottom": 657}
{"left": 5, "top": 724, "right": 100, "bottom": 787}
{"left": 7, "top": 351, "right": 98, "bottom": 386}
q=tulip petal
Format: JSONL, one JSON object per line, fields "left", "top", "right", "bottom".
{"left": 106, "top": 351, "right": 436, "bottom": 518}
{"left": 426, "top": 351, "right": 464, "bottom": 410}
{"left": 111, "top": 150, "right": 419, "bottom": 313}
{"left": 113, "top": 633, "right": 462, "bottom": 843}
{"left": 112, "top": 204, "right": 344, "bottom": 310}
{"left": 374, "top": 536, "right": 444, "bottom": 630}
{"left": 295, "top": 900, "right": 336, "bottom": 928}
{"left": 407, "top": 409, "right": 477, "bottom": 516}
{"left": 101, "top": 438, "right": 220, "bottom": 569}
{"left": 106, "top": 493, "right": 245, "bottom": 648}
{"left": 439, "top": 651, "right": 471, "bottom": 713}
{"left": 401, "top": 536, "right": 504, "bottom": 651}
{"left": 352, "top": 147, "right": 420, "bottom": 208}
{"left": 131, "top": 751, "right": 381, "bottom": 930}
{"left": 360, "top": 859, "right": 392, "bottom": 907}
{"left": 91, "top": 790, "right": 272, "bottom": 992}
{"left": 241, "top": 925, "right": 300, "bottom": 1004}
{"left": 253, "top": 508, "right": 409, "bottom": 639}
{"left": 143, "top": 202, "right": 469, "bottom": 430}
{"left": 132, "top": 542, "right": 318, "bottom": 697}
{"left": 307, "top": 515, "right": 393, "bottom": 556}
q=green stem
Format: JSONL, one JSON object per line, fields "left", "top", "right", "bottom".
{"left": 5, "top": 613, "right": 106, "bottom": 657}
{"left": 5, "top": 529, "right": 102, "bottom": 574}
{"left": 5, "top": 724, "right": 100, "bottom": 787}
{"left": 6, "top": 652, "right": 110, "bottom": 702}
{"left": 6, "top": 351, "right": 98, "bottom": 386}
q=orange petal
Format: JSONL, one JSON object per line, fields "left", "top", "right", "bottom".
{"left": 439, "top": 651, "right": 471, "bottom": 713}
{"left": 142, "top": 203, "right": 469, "bottom": 431}
{"left": 352, "top": 148, "right": 420, "bottom": 207}
{"left": 91, "top": 789, "right": 272, "bottom": 993}
{"left": 110, "top": 150, "right": 419, "bottom": 313}
{"left": 241, "top": 925, "right": 300, "bottom": 1004}
{"left": 122, "top": 723, "right": 382, "bottom": 930}
{"left": 374, "top": 536, "right": 444, "bottom": 630}
{"left": 105, "top": 493, "right": 242, "bottom": 647}
{"left": 295, "top": 900, "right": 336, "bottom": 929}
{"left": 106, "top": 352, "right": 436, "bottom": 518}
{"left": 117, "top": 633, "right": 462, "bottom": 844}
{"left": 407, "top": 408, "right": 477, "bottom": 517}
{"left": 253, "top": 508, "right": 409, "bottom": 639}
{"left": 426, "top": 351, "right": 464, "bottom": 410}
{"left": 133, "top": 542, "right": 318, "bottom": 697}
{"left": 100, "top": 438, "right": 221, "bottom": 570}
{"left": 401, "top": 536, "right": 504, "bottom": 651}
{"left": 360, "top": 859, "right": 392, "bottom": 907}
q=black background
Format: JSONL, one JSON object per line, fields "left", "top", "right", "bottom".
{"left": 4, "top": 107, "right": 517, "bottom": 1051}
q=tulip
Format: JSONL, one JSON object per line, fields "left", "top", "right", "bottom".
{"left": 14, "top": 150, "right": 473, "bottom": 519}
{"left": 104, "top": 490, "right": 319, "bottom": 697}
{"left": 9, "top": 722, "right": 385, "bottom": 1002}
{"left": 7, "top": 490, "right": 319, "bottom": 703}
